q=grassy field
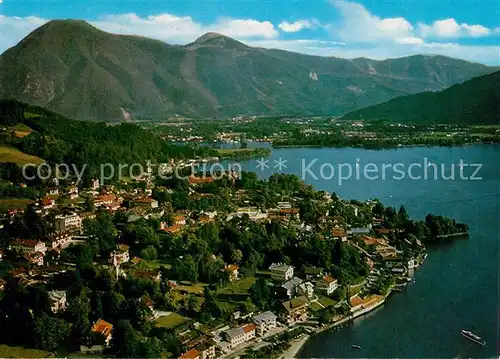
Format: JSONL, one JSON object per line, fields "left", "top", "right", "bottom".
{"left": 175, "top": 282, "right": 207, "bottom": 295}
{"left": 308, "top": 301, "right": 324, "bottom": 312}
{"left": 217, "top": 276, "right": 256, "bottom": 296}
{"left": 11, "top": 123, "right": 34, "bottom": 138}
{"left": 0, "top": 146, "right": 44, "bottom": 165}
{"left": 317, "top": 295, "right": 337, "bottom": 308}
{"left": 154, "top": 312, "right": 187, "bottom": 329}
{"left": 0, "top": 344, "right": 54, "bottom": 358}
{"left": 0, "top": 198, "right": 32, "bottom": 211}
{"left": 23, "top": 112, "right": 42, "bottom": 119}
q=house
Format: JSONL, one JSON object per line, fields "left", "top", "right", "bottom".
{"left": 332, "top": 227, "right": 347, "bottom": 241}
{"left": 179, "top": 349, "right": 200, "bottom": 359}
{"left": 23, "top": 251, "right": 44, "bottom": 266}
{"left": 269, "top": 263, "right": 294, "bottom": 282}
{"left": 303, "top": 266, "right": 324, "bottom": 280}
{"left": 281, "top": 296, "right": 308, "bottom": 324}
{"left": 0, "top": 249, "right": 3, "bottom": 261}
{"left": 224, "top": 264, "right": 239, "bottom": 282}
{"left": 55, "top": 213, "right": 82, "bottom": 232}
{"left": 40, "top": 198, "right": 55, "bottom": 210}
{"left": 280, "top": 277, "right": 303, "bottom": 298}
{"left": 10, "top": 239, "right": 47, "bottom": 254}
{"left": 174, "top": 215, "right": 187, "bottom": 225}
{"left": 91, "top": 319, "right": 113, "bottom": 346}
{"left": 188, "top": 175, "right": 214, "bottom": 185}
{"left": 296, "top": 281, "right": 315, "bottom": 299}
{"left": 94, "top": 194, "right": 117, "bottom": 207}
{"left": 194, "top": 340, "right": 216, "bottom": 359}
{"left": 134, "top": 270, "right": 162, "bottom": 283}
{"left": 162, "top": 224, "right": 183, "bottom": 235}
{"left": 0, "top": 278, "right": 6, "bottom": 291}
{"left": 49, "top": 290, "right": 67, "bottom": 313}
{"left": 253, "top": 311, "right": 278, "bottom": 335}
{"left": 110, "top": 244, "right": 130, "bottom": 266}
{"left": 315, "top": 275, "right": 338, "bottom": 295}
{"left": 134, "top": 197, "right": 159, "bottom": 209}
{"left": 47, "top": 231, "right": 72, "bottom": 249}
{"left": 91, "top": 178, "right": 100, "bottom": 190}
{"left": 349, "top": 295, "right": 364, "bottom": 312}
{"left": 224, "top": 323, "right": 256, "bottom": 348}
{"left": 67, "top": 186, "right": 79, "bottom": 199}
{"left": 47, "top": 187, "right": 59, "bottom": 196}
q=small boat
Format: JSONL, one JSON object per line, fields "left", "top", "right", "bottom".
{"left": 352, "top": 345, "right": 361, "bottom": 349}
{"left": 461, "top": 329, "right": 486, "bottom": 346}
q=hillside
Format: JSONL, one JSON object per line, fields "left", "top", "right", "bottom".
{"left": 0, "top": 20, "right": 497, "bottom": 121}
{"left": 341, "top": 71, "right": 500, "bottom": 124}
{"left": 0, "top": 99, "right": 215, "bottom": 184}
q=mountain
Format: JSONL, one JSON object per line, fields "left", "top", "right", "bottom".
{"left": 341, "top": 71, "right": 500, "bottom": 124}
{"left": 0, "top": 20, "right": 497, "bottom": 121}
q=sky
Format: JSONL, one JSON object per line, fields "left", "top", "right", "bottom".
{"left": 0, "top": 0, "right": 499, "bottom": 64}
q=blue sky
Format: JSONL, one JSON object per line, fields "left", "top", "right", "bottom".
{"left": 1, "top": 0, "right": 499, "bottom": 64}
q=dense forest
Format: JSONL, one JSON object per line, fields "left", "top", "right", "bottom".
{"left": 0, "top": 100, "right": 217, "bottom": 184}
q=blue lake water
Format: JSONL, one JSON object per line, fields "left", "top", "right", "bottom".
{"left": 236, "top": 144, "right": 499, "bottom": 358}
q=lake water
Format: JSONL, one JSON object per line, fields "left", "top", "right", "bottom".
{"left": 236, "top": 144, "right": 499, "bottom": 358}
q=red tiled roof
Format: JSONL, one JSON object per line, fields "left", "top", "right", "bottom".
{"left": 332, "top": 228, "right": 347, "bottom": 237}
{"left": 323, "top": 275, "right": 337, "bottom": 283}
{"left": 243, "top": 323, "right": 256, "bottom": 333}
{"left": 226, "top": 264, "right": 239, "bottom": 272}
{"left": 91, "top": 319, "right": 113, "bottom": 336}
{"left": 188, "top": 176, "right": 214, "bottom": 184}
{"left": 349, "top": 295, "right": 363, "bottom": 307}
{"left": 12, "top": 239, "right": 43, "bottom": 247}
{"left": 179, "top": 349, "right": 200, "bottom": 359}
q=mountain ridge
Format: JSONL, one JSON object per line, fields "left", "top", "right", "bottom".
{"left": 0, "top": 19, "right": 497, "bottom": 121}
{"left": 341, "top": 70, "right": 500, "bottom": 124}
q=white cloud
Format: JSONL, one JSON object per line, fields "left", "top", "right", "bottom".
{"left": 418, "top": 18, "right": 492, "bottom": 38}
{"left": 278, "top": 20, "right": 314, "bottom": 33}
{"left": 0, "top": 15, "right": 48, "bottom": 50}
{"left": 330, "top": 0, "right": 421, "bottom": 44}
{"left": 91, "top": 13, "right": 278, "bottom": 44}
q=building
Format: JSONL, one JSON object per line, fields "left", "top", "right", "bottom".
{"left": 281, "top": 296, "right": 308, "bottom": 324}
{"left": 303, "top": 266, "right": 324, "bottom": 281}
{"left": 134, "top": 197, "right": 159, "bottom": 209}
{"left": 281, "top": 277, "right": 303, "bottom": 298}
{"left": 109, "top": 244, "right": 130, "bottom": 266}
{"left": 0, "top": 278, "right": 6, "bottom": 292}
{"left": 94, "top": 194, "right": 118, "bottom": 207}
{"left": 224, "top": 264, "right": 239, "bottom": 282}
{"left": 224, "top": 323, "right": 256, "bottom": 348}
{"left": 49, "top": 290, "right": 67, "bottom": 313}
{"left": 269, "top": 263, "right": 294, "bottom": 282}
{"left": 179, "top": 349, "right": 200, "bottom": 359}
{"left": 47, "top": 231, "right": 72, "bottom": 249}
{"left": 315, "top": 275, "right": 338, "bottom": 295}
{"left": 91, "top": 319, "right": 113, "bottom": 346}
{"left": 297, "top": 281, "right": 315, "bottom": 299}
{"left": 253, "top": 311, "right": 277, "bottom": 335}
{"left": 55, "top": 213, "right": 82, "bottom": 232}
{"left": 67, "top": 186, "right": 79, "bottom": 199}
{"left": 47, "top": 187, "right": 59, "bottom": 196}
{"left": 40, "top": 198, "right": 55, "bottom": 210}
{"left": 23, "top": 251, "right": 44, "bottom": 266}
{"left": 332, "top": 227, "right": 347, "bottom": 241}
{"left": 91, "top": 178, "right": 100, "bottom": 190}
{"left": 10, "top": 239, "right": 46, "bottom": 254}
{"left": 0, "top": 249, "right": 3, "bottom": 261}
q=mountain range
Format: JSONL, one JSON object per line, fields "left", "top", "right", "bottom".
{"left": 342, "top": 71, "right": 500, "bottom": 124}
{"left": 0, "top": 20, "right": 498, "bottom": 121}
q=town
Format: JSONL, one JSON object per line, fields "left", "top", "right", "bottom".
{"left": 0, "top": 165, "right": 468, "bottom": 358}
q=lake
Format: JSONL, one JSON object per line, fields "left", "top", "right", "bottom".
{"left": 236, "top": 144, "right": 499, "bottom": 358}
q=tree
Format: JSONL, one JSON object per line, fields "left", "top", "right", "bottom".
{"left": 112, "top": 320, "right": 140, "bottom": 357}
{"left": 187, "top": 294, "right": 203, "bottom": 314}
{"left": 250, "top": 277, "right": 270, "bottom": 307}
{"left": 33, "top": 312, "right": 70, "bottom": 351}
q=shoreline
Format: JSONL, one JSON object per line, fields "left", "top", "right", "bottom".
{"left": 292, "top": 288, "right": 395, "bottom": 357}
{"left": 279, "top": 334, "right": 310, "bottom": 359}
{"left": 272, "top": 141, "right": 498, "bottom": 150}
